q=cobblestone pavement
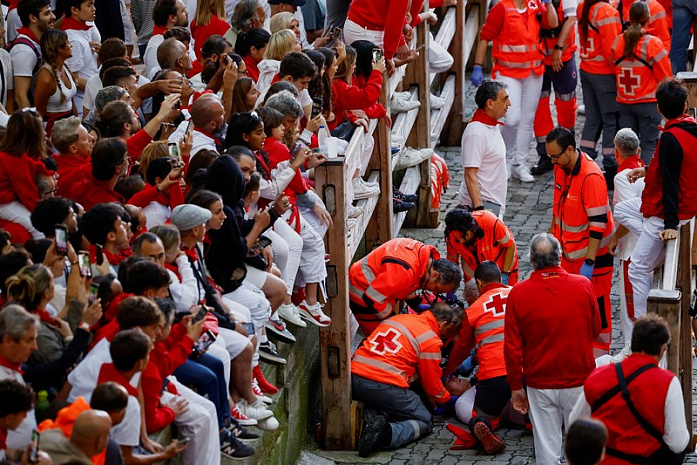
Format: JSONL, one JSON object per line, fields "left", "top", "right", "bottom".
{"left": 303, "top": 78, "right": 697, "bottom": 464}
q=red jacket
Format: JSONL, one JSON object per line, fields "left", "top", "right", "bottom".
{"left": 610, "top": 33, "right": 671, "bottom": 104}
{"left": 142, "top": 323, "right": 193, "bottom": 433}
{"left": 578, "top": 1, "right": 622, "bottom": 74}
{"left": 65, "top": 175, "right": 125, "bottom": 210}
{"left": 611, "top": 0, "right": 671, "bottom": 51}
{"left": 0, "top": 152, "right": 53, "bottom": 210}
{"left": 190, "top": 16, "right": 230, "bottom": 60}
{"left": 352, "top": 312, "right": 450, "bottom": 403}
{"left": 55, "top": 153, "right": 91, "bottom": 197}
{"left": 504, "top": 266, "right": 600, "bottom": 390}
{"left": 127, "top": 130, "right": 154, "bottom": 162}
{"left": 330, "top": 72, "right": 385, "bottom": 131}
{"left": 263, "top": 138, "right": 309, "bottom": 203}
{"left": 128, "top": 183, "right": 185, "bottom": 209}
{"left": 243, "top": 55, "right": 260, "bottom": 83}
{"left": 584, "top": 353, "right": 674, "bottom": 463}
{"left": 640, "top": 115, "right": 697, "bottom": 229}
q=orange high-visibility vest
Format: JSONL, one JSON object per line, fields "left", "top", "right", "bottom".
{"left": 578, "top": 0, "right": 622, "bottom": 74}
{"left": 610, "top": 33, "right": 671, "bottom": 104}
{"left": 492, "top": 0, "right": 545, "bottom": 79}
{"left": 611, "top": 0, "right": 671, "bottom": 51}
{"left": 541, "top": 0, "right": 578, "bottom": 65}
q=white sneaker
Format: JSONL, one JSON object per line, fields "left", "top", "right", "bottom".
{"left": 394, "top": 147, "right": 434, "bottom": 170}
{"left": 277, "top": 303, "right": 306, "bottom": 328}
{"left": 237, "top": 399, "right": 273, "bottom": 421}
{"left": 298, "top": 301, "right": 332, "bottom": 327}
{"left": 430, "top": 94, "right": 446, "bottom": 109}
{"left": 512, "top": 165, "right": 534, "bottom": 183}
{"left": 348, "top": 205, "right": 364, "bottom": 218}
{"left": 252, "top": 379, "right": 273, "bottom": 404}
{"left": 391, "top": 96, "right": 421, "bottom": 113}
{"left": 392, "top": 91, "right": 411, "bottom": 100}
{"left": 256, "top": 416, "right": 279, "bottom": 431}
{"left": 352, "top": 177, "right": 380, "bottom": 200}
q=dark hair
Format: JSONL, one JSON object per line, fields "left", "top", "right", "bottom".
{"left": 0, "top": 379, "right": 34, "bottom": 417}
{"left": 115, "top": 295, "right": 163, "bottom": 330}
{"left": 244, "top": 172, "right": 261, "bottom": 197}
{"left": 279, "top": 52, "right": 316, "bottom": 80}
{"left": 185, "top": 150, "right": 218, "bottom": 187}
{"left": 17, "top": 0, "right": 50, "bottom": 28}
{"left": 153, "top": 297, "right": 175, "bottom": 325}
{"left": 565, "top": 419, "right": 608, "bottom": 465}
{"left": 201, "top": 35, "right": 231, "bottom": 59}
{"left": 153, "top": 0, "right": 178, "bottom": 26}
{"left": 40, "top": 29, "right": 69, "bottom": 69}
{"left": 0, "top": 251, "right": 31, "bottom": 294}
{"left": 114, "top": 175, "right": 146, "bottom": 202}
{"left": 187, "top": 189, "right": 222, "bottom": 209}
{"left": 132, "top": 231, "right": 161, "bottom": 255}
{"left": 231, "top": 77, "right": 255, "bottom": 114}
{"left": 98, "top": 38, "right": 127, "bottom": 64}
{"left": 91, "top": 138, "right": 128, "bottom": 181}
{"left": 163, "top": 26, "right": 191, "bottom": 43}
{"left": 623, "top": 2, "right": 649, "bottom": 58}
{"left": 90, "top": 382, "right": 129, "bottom": 412}
{"left": 474, "top": 80, "right": 507, "bottom": 110}
{"left": 316, "top": 47, "right": 335, "bottom": 115}
{"left": 0, "top": 109, "right": 45, "bottom": 158}
{"left": 30, "top": 197, "right": 73, "bottom": 237}
{"left": 225, "top": 111, "right": 263, "bottom": 148}
{"left": 99, "top": 58, "right": 132, "bottom": 82}
{"left": 432, "top": 259, "right": 462, "bottom": 286}
{"left": 631, "top": 314, "right": 671, "bottom": 356}
{"left": 97, "top": 101, "right": 133, "bottom": 138}
{"left": 656, "top": 78, "right": 688, "bottom": 120}
{"left": 474, "top": 260, "right": 501, "bottom": 285}
{"left": 81, "top": 203, "right": 123, "bottom": 246}
{"left": 578, "top": 0, "right": 605, "bottom": 41}
{"left": 122, "top": 260, "right": 170, "bottom": 295}
{"left": 92, "top": 274, "right": 119, "bottom": 312}
{"left": 0, "top": 228, "right": 11, "bottom": 248}
{"left": 234, "top": 28, "right": 270, "bottom": 57}
{"left": 256, "top": 106, "right": 284, "bottom": 137}
{"left": 110, "top": 329, "right": 151, "bottom": 371}
{"left": 23, "top": 239, "right": 52, "bottom": 265}
{"left": 65, "top": 0, "right": 90, "bottom": 17}
{"left": 429, "top": 302, "right": 458, "bottom": 325}
{"left": 102, "top": 66, "right": 137, "bottom": 88}
{"left": 264, "top": 81, "right": 298, "bottom": 102}
{"left": 351, "top": 40, "right": 377, "bottom": 80}
{"left": 145, "top": 157, "right": 174, "bottom": 185}
{"left": 545, "top": 126, "right": 577, "bottom": 151}
{"left": 444, "top": 208, "right": 485, "bottom": 241}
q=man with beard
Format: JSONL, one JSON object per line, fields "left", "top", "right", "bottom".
{"left": 187, "top": 93, "right": 227, "bottom": 157}
{"left": 144, "top": 0, "right": 190, "bottom": 75}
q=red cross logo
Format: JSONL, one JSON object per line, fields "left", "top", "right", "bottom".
{"left": 579, "top": 38, "right": 594, "bottom": 59}
{"left": 483, "top": 292, "right": 507, "bottom": 317}
{"left": 618, "top": 68, "right": 640, "bottom": 96}
{"left": 369, "top": 328, "right": 403, "bottom": 355}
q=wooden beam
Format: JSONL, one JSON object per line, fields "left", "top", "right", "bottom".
{"left": 442, "top": 0, "right": 466, "bottom": 146}
{"left": 678, "top": 224, "right": 694, "bottom": 449}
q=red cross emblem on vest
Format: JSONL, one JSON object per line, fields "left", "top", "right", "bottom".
{"left": 483, "top": 292, "right": 507, "bottom": 317}
{"left": 579, "top": 38, "right": 595, "bottom": 59}
{"left": 618, "top": 67, "right": 641, "bottom": 96}
{"left": 369, "top": 328, "right": 403, "bottom": 355}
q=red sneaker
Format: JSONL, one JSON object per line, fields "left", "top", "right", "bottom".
{"left": 253, "top": 365, "right": 278, "bottom": 394}
{"left": 230, "top": 403, "right": 257, "bottom": 426}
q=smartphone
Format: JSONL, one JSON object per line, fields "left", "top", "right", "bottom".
{"left": 178, "top": 437, "right": 191, "bottom": 446}
{"left": 186, "top": 120, "right": 193, "bottom": 134}
{"left": 78, "top": 251, "right": 92, "bottom": 278}
{"left": 372, "top": 48, "right": 383, "bottom": 63}
{"left": 192, "top": 330, "right": 216, "bottom": 355}
{"left": 242, "top": 322, "right": 254, "bottom": 334}
{"left": 192, "top": 306, "right": 209, "bottom": 324}
{"left": 90, "top": 282, "right": 100, "bottom": 298}
{"left": 168, "top": 142, "right": 182, "bottom": 166}
{"left": 55, "top": 225, "right": 68, "bottom": 256}
{"left": 30, "top": 429, "right": 39, "bottom": 463}
{"left": 332, "top": 27, "right": 342, "bottom": 41}
{"left": 311, "top": 97, "right": 323, "bottom": 119}
{"left": 257, "top": 236, "right": 272, "bottom": 249}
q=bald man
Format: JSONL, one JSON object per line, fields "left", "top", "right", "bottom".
{"left": 41, "top": 410, "right": 112, "bottom": 465}
{"left": 172, "top": 93, "right": 226, "bottom": 157}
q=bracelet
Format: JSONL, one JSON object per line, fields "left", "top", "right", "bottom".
{"left": 554, "top": 44, "right": 564, "bottom": 51}
{"left": 473, "top": 205, "right": 485, "bottom": 211}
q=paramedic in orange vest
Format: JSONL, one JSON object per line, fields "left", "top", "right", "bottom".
{"left": 609, "top": 1, "right": 672, "bottom": 164}
{"left": 471, "top": 0, "right": 558, "bottom": 183}
{"left": 547, "top": 127, "right": 615, "bottom": 355}
{"left": 612, "top": 0, "right": 671, "bottom": 51}
{"left": 444, "top": 208, "right": 519, "bottom": 286}
{"left": 348, "top": 238, "right": 462, "bottom": 336}
{"left": 569, "top": 314, "right": 690, "bottom": 464}
{"left": 443, "top": 261, "right": 510, "bottom": 456}
{"left": 351, "top": 304, "right": 461, "bottom": 457}
{"left": 578, "top": 0, "right": 622, "bottom": 184}
{"left": 531, "top": 0, "right": 578, "bottom": 176}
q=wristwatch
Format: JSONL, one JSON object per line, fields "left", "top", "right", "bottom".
{"left": 473, "top": 205, "right": 485, "bottom": 211}
{"left": 79, "top": 321, "right": 91, "bottom": 332}
{"left": 554, "top": 44, "right": 564, "bottom": 51}
{"left": 584, "top": 258, "right": 595, "bottom": 266}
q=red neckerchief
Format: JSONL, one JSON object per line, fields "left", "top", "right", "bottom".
{"left": 254, "top": 151, "right": 272, "bottom": 178}
{"left": 37, "top": 309, "right": 62, "bottom": 329}
{"left": 243, "top": 55, "right": 259, "bottom": 81}
{"left": 471, "top": 108, "right": 504, "bottom": 126}
{"left": 89, "top": 245, "right": 133, "bottom": 266}
{"left": 60, "top": 17, "right": 92, "bottom": 31}
{"left": 193, "top": 126, "right": 222, "bottom": 148}
{"left": 16, "top": 27, "right": 40, "bottom": 44}
{"left": 165, "top": 263, "right": 182, "bottom": 281}
{"left": 187, "top": 60, "right": 203, "bottom": 78}
{"left": 618, "top": 155, "right": 644, "bottom": 173}
{"left": 660, "top": 114, "right": 697, "bottom": 131}
{"left": 0, "top": 426, "right": 7, "bottom": 452}
{"left": 8, "top": 0, "right": 19, "bottom": 10}
{"left": 0, "top": 354, "right": 23, "bottom": 374}
{"left": 98, "top": 363, "right": 139, "bottom": 396}
{"left": 152, "top": 25, "right": 168, "bottom": 35}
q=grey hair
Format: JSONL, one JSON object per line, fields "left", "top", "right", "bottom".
{"left": 463, "top": 278, "right": 480, "bottom": 305}
{"left": 614, "top": 128, "right": 640, "bottom": 156}
{"left": 474, "top": 79, "right": 507, "bottom": 110}
{"left": 51, "top": 116, "right": 82, "bottom": 153}
{"left": 157, "top": 38, "right": 186, "bottom": 70}
{"left": 432, "top": 258, "right": 462, "bottom": 286}
{"left": 0, "top": 304, "right": 39, "bottom": 343}
{"left": 36, "top": 175, "right": 55, "bottom": 197}
{"left": 231, "top": 0, "right": 260, "bottom": 29}
{"left": 529, "top": 233, "right": 561, "bottom": 269}
{"left": 264, "top": 90, "right": 304, "bottom": 119}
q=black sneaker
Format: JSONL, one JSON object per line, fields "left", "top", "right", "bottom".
{"left": 393, "top": 188, "right": 418, "bottom": 203}
{"left": 265, "top": 318, "right": 296, "bottom": 344}
{"left": 530, "top": 154, "right": 553, "bottom": 175}
{"left": 393, "top": 200, "right": 416, "bottom": 213}
{"left": 358, "top": 409, "right": 389, "bottom": 458}
{"left": 227, "top": 419, "right": 260, "bottom": 441}
{"left": 259, "top": 341, "right": 287, "bottom": 365}
{"left": 220, "top": 430, "right": 255, "bottom": 459}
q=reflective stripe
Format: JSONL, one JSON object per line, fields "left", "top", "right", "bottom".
{"left": 349, "top": 283, "right": 365, "bottom": 298}
{"left": 652, "top": 50, "right": 668, "bottom": 64}
{"left": 583, "top": 55, "right": 606, "bottom": 62}
{"left": 415, "top": 330, "right": 438, "bottom": 345}
{"left": 557, "top": 92, "right": 576, "bottom": 101}
{"left": 580, "top": 139, "right": 598, "bottom": 149}
{"left": 474, "top": 319, "right": 505, "bottom": 337}
{"left": 361, "top": 259, "right": 376, "bottom": 282}
{"left": 436, "top": 387, "right": 447, "bottom": 398}
{"left": 498, "top": 59, "right": 544, "bottom": 68}
{"left": 590, "top": 221, "right": 607, "bottom": 229}
{"left": 352, "top": 354, "right": 408, "bottom": 378}
{"left": 382, "top": 320, "right": 420, "bottom": 354}
{"left": 407, "top": 420, "right": 421, "bottom": 438}
{"left": 650, "top": 11, "right": 666, "bottom": 21}
{"left": 499, "top": 234, "right": 510, "bottom": 245}
{"left": 476, "top": 332, "right": 505, "bottom": 348}
{"left": 602, "top": 147, "right": 615, "bottom": 155}
{"left": 365, "top": 286, "right": 388, "bottom": 304}
{"left": 555, "top": 217, "right": 590, "bottom": 233}
{"left": 640, "top": 36, "right": 649, "bottom": 61}
{"left": 564, "top": 235, "right": 611, "bottom": 260}
{"left": 586, "top": 205, "right": 609, "bottom": 216}
{"left": 419, "top": 352, "right": 442, "bottom": 360}
{"left": 497, "top": 44, "right": 534, "bottom": 53}
{"left": 596, "top": 16, "right": 620, "bottom": 27}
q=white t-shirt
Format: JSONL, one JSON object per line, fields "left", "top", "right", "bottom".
{"left": 0, "top": 49, "right": 14, "bottom": 107}
{"left": 10, "top": 33, "right": 40, "bottom": 78}
{"left": 458, "top": 120, "right": 508, "bottom": 217}
{"left": 613, "top": 168, "right": 645, "bottom": 260}
{"left": 6, "top": 8, "right": 21, "bottom": 43}
{"left": 143, "top": 33, "right": 164, "bottom": 76}
{"left": 65, "top": 24, "right": 101, "bottom": 109}
{"left": 83, "top": 73, "right": 152, "bottom": 115}
{"left": 143, "top": 200, "right": 170, "bottom": 229}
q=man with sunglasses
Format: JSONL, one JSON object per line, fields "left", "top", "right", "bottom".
{"left": 547, "top": 126, "right": 614, "bottom": 357}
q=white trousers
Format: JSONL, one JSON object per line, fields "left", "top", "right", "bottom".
{"left": 224, "top": 282, "right": 271, "bottom": 367}
{"left": 0, "top": 201, "right": 44, "bottom": 239}
{"left": 344, "top": 19, "right": 384, "bottom": 48}
{"left": 527, "top": 386, "right": 583, "bottom": 465}
{"left": 164, "top": 379, "right": 220, "bottom": 465}
{"left": 428, "top": 32, "right": 454, "bottom": 73}
{"left": 499, "top": 73, "right": 543, "bottom": 167}
{"left": 271, "top": 217, "right": 303, "bottom": 295}
{"left": 285, "top": 209, "right": 328, "bottom": 287}
{"left": 207, "top": 339, "right": 232, "bottom": 387}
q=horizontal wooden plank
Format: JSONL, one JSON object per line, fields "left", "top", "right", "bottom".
{"left": 430, "top": 7, "right": 457, "bottom": 85}
{"left": 393, "top": 166, "right": 421, "bottom": 233}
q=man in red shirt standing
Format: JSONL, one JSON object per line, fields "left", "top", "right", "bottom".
{"left": 504, "top": 233, "right": 600, "bottom": 465}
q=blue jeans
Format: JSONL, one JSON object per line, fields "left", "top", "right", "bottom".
{"left": 174, "top": 355, "right": 231, "bottom": 430}
{"left": 671, "top": 0, "right": 697, "bottom": 73}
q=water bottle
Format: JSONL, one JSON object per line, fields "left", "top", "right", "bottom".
{"left": 35, "top": 390, "right": 50, "bottom": 413}
{"left": 318, "top": 125, "right": 328, "bottom": 155}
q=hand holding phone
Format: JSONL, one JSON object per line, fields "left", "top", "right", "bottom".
{"left": 30, "top": 429, "right": 39, "bottom": 464}
{"left": 78, "top": 251, "right": 92, "bottom": 278}
{"left": 55, "top": 225, "right": 68, "bottom": 256}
